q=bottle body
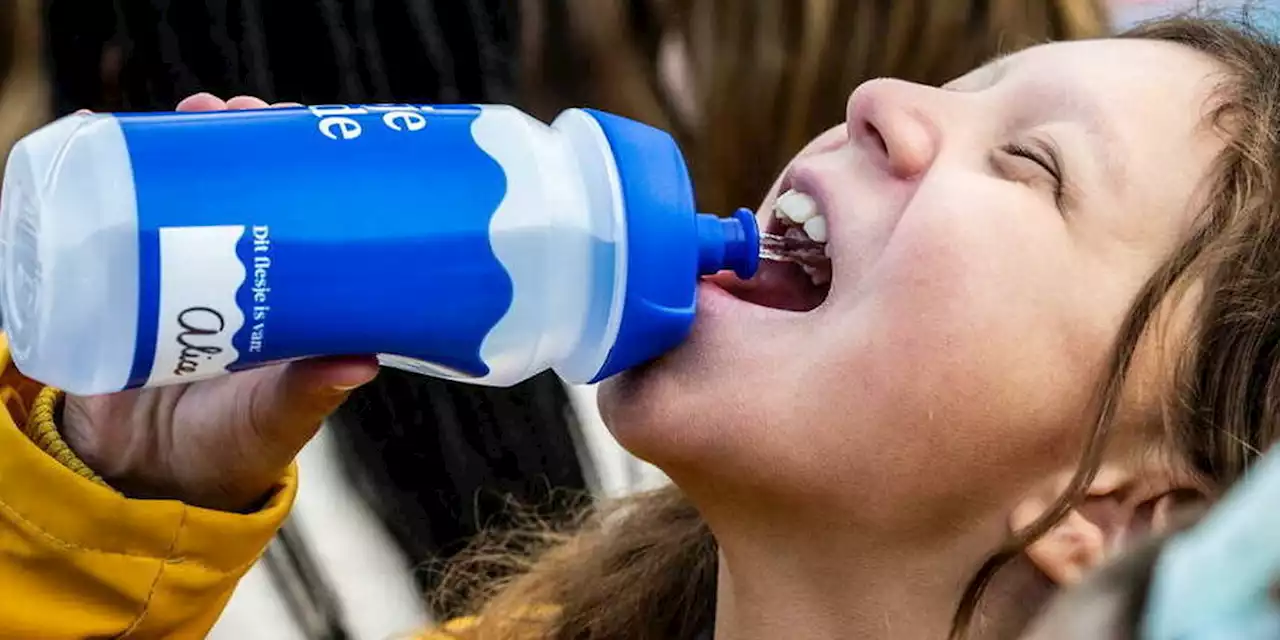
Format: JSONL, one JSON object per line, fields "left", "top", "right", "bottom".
{"left": 0, "top": 104, "right": 757, "bottom": 395}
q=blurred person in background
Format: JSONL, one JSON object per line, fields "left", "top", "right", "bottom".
{"left": 2, "top": 1, "right": 1107, "bottom": 638}
{"left": 1020, "top": 446, "right": 1280, "bottom": 640}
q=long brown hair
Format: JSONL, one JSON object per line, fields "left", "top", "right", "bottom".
{"left": 954, "top": 13, "right": 1280, "bottom": 637}
{"left": 0, "top": 0, "right": 47, "bottom": 170}
{"left": 521, "top": 0, "right": 1109, "bottom": 216}
{"left": 436, "top": 12, "right": 1280, "bottom": 640}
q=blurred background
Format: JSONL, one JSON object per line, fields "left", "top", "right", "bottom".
{"left": 0, "top": 1, "right": 1272, "bottom": 639}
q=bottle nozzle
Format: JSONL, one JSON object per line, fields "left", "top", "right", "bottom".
{"left": 696, "top": 208, "right": 760, "bottom": 279}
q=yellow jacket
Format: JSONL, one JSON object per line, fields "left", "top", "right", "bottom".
{"left": 0, "top": 336, "right": 483, "bottom": 639}
{"left": 0, "top": 336, "right": 295, "bottom": 638}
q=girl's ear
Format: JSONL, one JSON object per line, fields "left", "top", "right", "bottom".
{"left": 1011, "top": 465, "right": 1205, "bottom": 587}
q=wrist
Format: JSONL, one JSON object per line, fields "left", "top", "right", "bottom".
{"left": 58, "top": 394, "right": 142, "bottom": 486}
{"left": 60, "top": 395, "right": 283, "bottom": 512}
{"left": 58, "top": 395, "right": 213, "bottom": 506}
{"left": 61, "top": 404, "right": 272, "bottom": 511}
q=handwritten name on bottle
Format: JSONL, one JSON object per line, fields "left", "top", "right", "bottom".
{"left": 173, "top": 306, "right": 226, "bottom": 376}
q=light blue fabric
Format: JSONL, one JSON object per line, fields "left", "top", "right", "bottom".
{"left": 1141, "top": 449, "right": 1280, "bottom": 639}
{"left": 1115, "top": 6, "right": 1280, "bottom": 630}
{"left": 1111, "top": 0, "right": 1280, "bottom": 31}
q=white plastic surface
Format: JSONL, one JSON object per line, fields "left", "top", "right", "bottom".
{"left": 547, "top": 109, "right": 629, "bottom": 384}
{"left": 464, "top": 105, "right": 594, "bottom": 385}
{"left": 1, "top": 114, "right": 140, "bottom": 394}
{"left": 400, "top": 105, "right": 627, "bottom": 387}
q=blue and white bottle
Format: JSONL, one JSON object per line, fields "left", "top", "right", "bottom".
{"left": 0, "top": 104, "right": 759, "bottom": 395}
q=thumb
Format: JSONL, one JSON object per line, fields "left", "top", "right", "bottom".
{"left": 248, "top": 355, "right": 379, "bottom": 462}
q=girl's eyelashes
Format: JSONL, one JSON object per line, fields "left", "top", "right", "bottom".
{"left": 1000, "top": 140, "right": 1068, "bottom": 211}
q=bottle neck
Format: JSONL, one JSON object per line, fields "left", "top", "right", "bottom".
{"left": 695, "top": 208, "right": 760, "bottom": 279}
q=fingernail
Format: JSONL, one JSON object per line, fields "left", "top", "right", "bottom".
{"left": 290, "top": 355, "right": 379, "bottom": 394}
{"left": 329, "top": 377, "right": 375, "bottom": 393}
{"left": 326, "top": 359, "right": 379, "bottom": 392}
{"left": 179, "top": 91, "right": 216, "bottom": 104}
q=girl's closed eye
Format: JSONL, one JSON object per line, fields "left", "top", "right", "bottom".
{"left": 997, "top": 140, "right": 1068, "bottom": 212}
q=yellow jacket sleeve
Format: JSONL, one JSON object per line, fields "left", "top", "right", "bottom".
{"left": 0, "top": 336, "right": 297, "bottom": 639}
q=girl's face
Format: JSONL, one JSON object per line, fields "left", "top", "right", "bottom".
{"left": 600, "top": 39, "right": 1227, "bottom": 533}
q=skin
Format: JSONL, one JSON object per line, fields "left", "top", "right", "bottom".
{"left": 601, "top": 39, "right": 1225, "bottom": 639}
{"left": 62, "top": 39, "right": 1226, "bottom": 639}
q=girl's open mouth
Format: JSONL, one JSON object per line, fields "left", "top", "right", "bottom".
{"left": 716, "top": 187, "right": 832, "bottom": 312}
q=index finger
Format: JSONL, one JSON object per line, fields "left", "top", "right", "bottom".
{"left": 176, "top": 93, "right": 229, "bottom": 112}
{"left": 225, "top": 95, "right": 271, "bottom": 110}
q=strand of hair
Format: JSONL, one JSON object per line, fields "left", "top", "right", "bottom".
{"left": 206, "top": 0, "right": 242, "bottom": 95}
{"left": 316, "top": 0, "right": 363, "bottom": 102}
{"left": 238, "top": 0, "right": 275, "bottom": 100}
{"left": 404, "top": 0, "right": 460, "bottom": 102}
{"left": 353, "top": 0, "right": 392, "bottom": 101}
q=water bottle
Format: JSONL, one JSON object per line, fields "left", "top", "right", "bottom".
{"left": 0, "top": 104, "right": 760, "bottom": 395}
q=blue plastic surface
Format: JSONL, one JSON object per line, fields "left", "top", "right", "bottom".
{"left": 118, "top": 105, "right": 512, "bottom": 387}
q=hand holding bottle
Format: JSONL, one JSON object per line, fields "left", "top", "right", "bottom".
{"left": 8, "top": 92, "right": 760, "bottom": 512}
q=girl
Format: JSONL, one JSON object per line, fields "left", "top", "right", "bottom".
{"left": 37, "top": 9, "right": 1108, "bottom": 631}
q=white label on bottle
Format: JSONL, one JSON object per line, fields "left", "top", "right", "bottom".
{"left": 146, "top": 225, "right": 247, "bottom": 386}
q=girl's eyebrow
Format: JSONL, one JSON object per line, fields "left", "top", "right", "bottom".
{"left": 1001, "top": 59, "right": 1125, "bottom": 192}
{"left": 943, "top": 54, "right": 1011, "bottom": 92}
{"left": 1038, "top": 82, "right": 1126, "bottom": 191}
{"left": 956, "top": 51, "right": 1126, "bottom": 192}
{"left": 979, "top": 52, "right": 1014, "bottom": 86}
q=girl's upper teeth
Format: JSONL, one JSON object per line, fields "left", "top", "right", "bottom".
{"left": 774, "top": 189, "right": 828, "bottom": 242}
{"left": 776, "top": 189, "right": 818, "bottom": 223}
{"left": 765, "top": 188, "right": 834, "bottom": 289}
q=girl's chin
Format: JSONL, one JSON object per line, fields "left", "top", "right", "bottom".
{"left": 596, "top": 356, "right": 719, "bottom": 461}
